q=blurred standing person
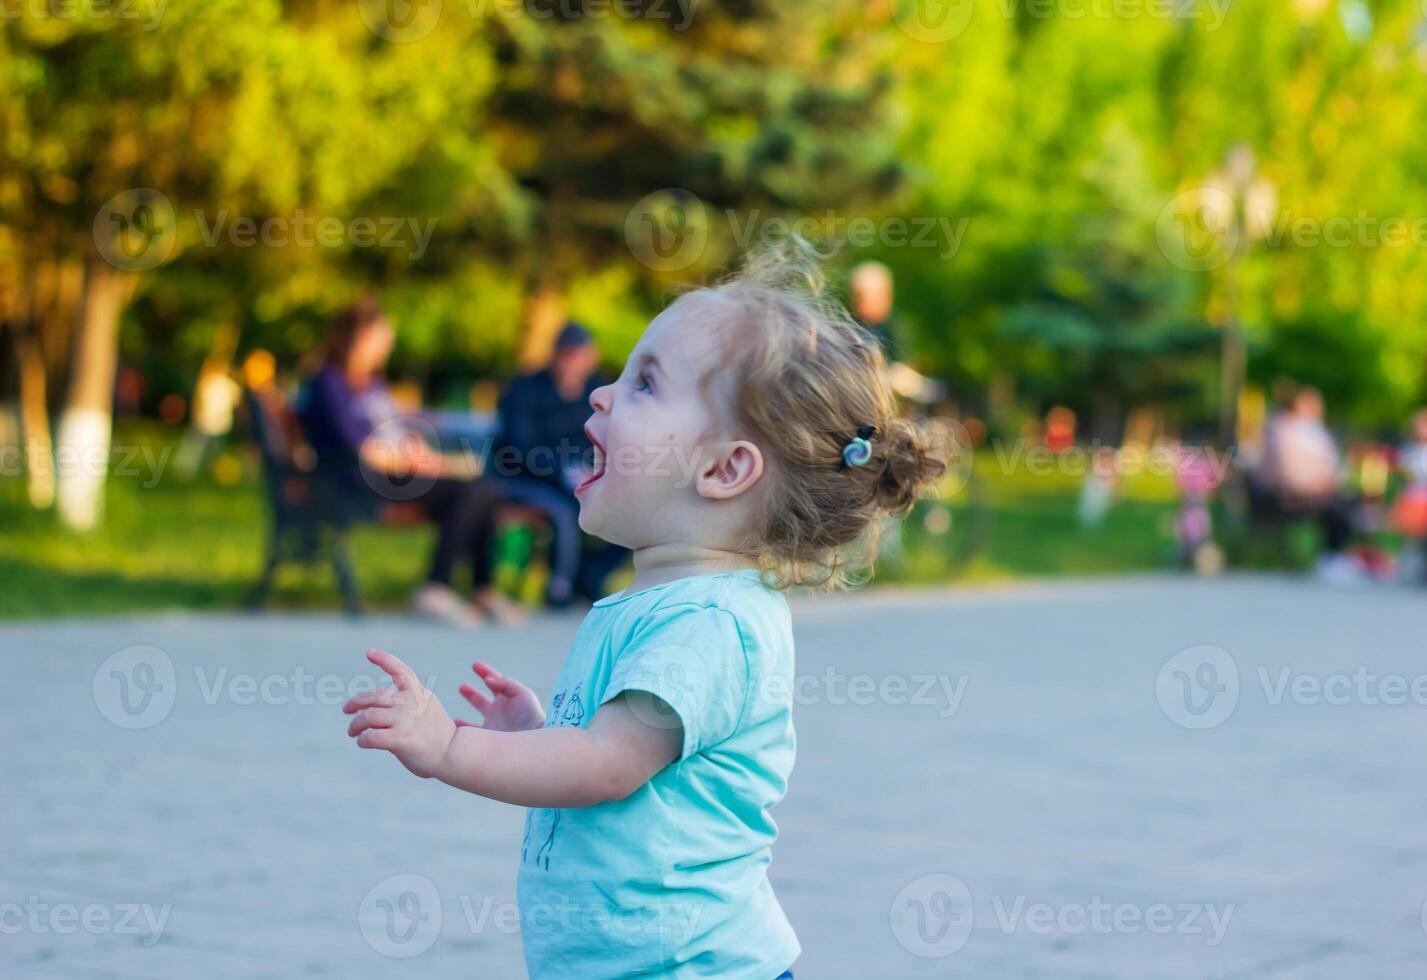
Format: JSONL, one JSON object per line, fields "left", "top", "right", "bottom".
{"left": 1253, "top": 386, "right": 1356, "bottom": 580}
{"left": 850, "top": 261, "right": 900, "bottom": 361}
{"left": 850, "top": 260, "right": 942, "bottom": 406}
{"left": 493, "top": 321, "right": 628, "bottom": 605}
{"left": 176, "top": 328, "right": 242, "bottom": 478}
{"left": 300, "top": 297, "right": 519, "bottom": 627}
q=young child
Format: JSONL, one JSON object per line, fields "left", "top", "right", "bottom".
{"left": 341, "top": 245, "right": 945, "bottom": 978}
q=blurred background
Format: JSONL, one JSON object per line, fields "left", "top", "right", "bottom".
{"left": 7, "top": 5, "right": 1427, "bottom": 978}
{"left": 3, "top": 0, "right": 1427, "bottom": 617}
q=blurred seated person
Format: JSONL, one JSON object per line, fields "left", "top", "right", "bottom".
{"left": 1395, "top": 409, "right": 1427, "bottom": 581}
{"left": 1250, "top": 385, "right": 1355, "bottom": 578}
{"left": 299, "top": 296, "right": 520, "bottom": 626}
{"left": 491, "top": 321, "right": 628, "bottom": 605}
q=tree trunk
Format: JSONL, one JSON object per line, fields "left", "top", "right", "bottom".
{"left": 17, "top": 332, "right": 54, "bottom": 509}
{"left": 55, "top": 259, "right": 130, "bottom": 531}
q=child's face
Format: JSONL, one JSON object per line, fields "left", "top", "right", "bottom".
{"left": 577, "top": 294, "right": 757, "bottom": 550}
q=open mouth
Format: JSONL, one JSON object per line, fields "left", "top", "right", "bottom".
{"left": 575, "top": 428, "right": 606, "bottom": 495}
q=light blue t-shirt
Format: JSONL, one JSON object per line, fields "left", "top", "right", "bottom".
{"left": 517, "top": 569, "right": 800, "bottom": 979}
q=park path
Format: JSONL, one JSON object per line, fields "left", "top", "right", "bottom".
{"left": 3, "top": 576, "right": 1425, "bottom": 979}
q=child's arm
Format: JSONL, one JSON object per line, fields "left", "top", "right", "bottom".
{"left": 343, "top": 650, "right": 682, "bottom": 808}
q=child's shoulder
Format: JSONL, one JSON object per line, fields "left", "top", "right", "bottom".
{"left": 642, "top": 569, "right": 785, "bottom": 617}
{"left": 597, "top": 570, "right": 789, "bottom": 646}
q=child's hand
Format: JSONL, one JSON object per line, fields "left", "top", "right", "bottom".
{"left": 343, "top": 649, "right": 456, "bottom": 779}
{"left": 457, "top": 660, "right": 545, "bottom": 733}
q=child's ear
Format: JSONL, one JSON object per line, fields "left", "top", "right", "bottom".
{"left": 697, "top": 440, "right": 764, "bottom": 500}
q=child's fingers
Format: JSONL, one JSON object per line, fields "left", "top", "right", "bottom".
{"left": 355, "top": 728, "right": 397, "bottom": 750}
{"left": 342, "top": 688, "right": 397, "bottom": 714}
{"left": 458, "top": 682, "right": 492, "bottom": 714}
{"left": 367, "top": 649, "right": 417, "bottom": 692}
{"left": 347, "top": 707, "right": 398, "bottom": 738}
{"left": 470, "top": 661, "right": 499, "bottom": 687}
{"left": 474, "top": 662, "right": 516, "bottom": 694}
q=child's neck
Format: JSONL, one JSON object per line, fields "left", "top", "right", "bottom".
{"left": 628, "top": 543, "right": 756, "bottom": 593}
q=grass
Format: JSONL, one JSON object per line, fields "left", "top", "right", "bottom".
{"left": 1, "top": 423, "right": 1185, "bottom": 619}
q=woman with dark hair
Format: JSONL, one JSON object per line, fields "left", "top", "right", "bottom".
{"left": 299, "top": 296, "right": 521, "bottom": 626}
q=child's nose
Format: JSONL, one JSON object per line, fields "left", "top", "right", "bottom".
{"left": 589, "top": 383, "right": 612, "bottom": 413}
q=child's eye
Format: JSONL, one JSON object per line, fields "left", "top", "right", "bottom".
{"left": 634, "top": 372, "right": 653, "bottom": 394}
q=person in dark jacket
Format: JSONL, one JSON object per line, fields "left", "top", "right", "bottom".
{"left": 491, "top": 321, "right": 629, "bottom": 604}
{"left": 300, "top": 297, "right": 520, "bottom": 626}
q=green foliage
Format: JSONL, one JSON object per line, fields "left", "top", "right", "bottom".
{"left": 3, "top": 0, "right": 1426, "bottom": 428}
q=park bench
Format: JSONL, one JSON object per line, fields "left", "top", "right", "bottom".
{"left": 242, "top": 387, "right": 547, "bottom": 615}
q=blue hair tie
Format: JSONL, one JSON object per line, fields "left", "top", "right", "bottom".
{"left": 840, "top": 426, "right": 875, "bottom": 469}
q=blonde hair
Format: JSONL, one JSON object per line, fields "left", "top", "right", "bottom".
{"left": 684, "top": 241, "right": 947, "bottom": 589}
